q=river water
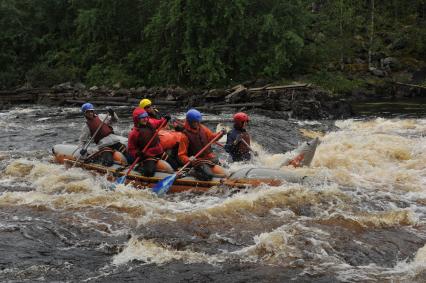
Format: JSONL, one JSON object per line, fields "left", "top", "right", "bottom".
{"left": 0, "top": 104, "right": 425, "bottom": 282}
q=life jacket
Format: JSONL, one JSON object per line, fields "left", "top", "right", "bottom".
{"left": 86, "top": 116, "right": 112, "bottom": 144}
{"left": 184, "top": 126, "right": 212, "bottom": 158}
{"left": 136, "top": 125, "right": 161, "bottom": 152}
{"left": 236, "top": 130, "right": 251, "bottom": 155}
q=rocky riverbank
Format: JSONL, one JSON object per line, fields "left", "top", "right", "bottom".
{"left": 0, "top": 83, "right": 353, "bottom": 120}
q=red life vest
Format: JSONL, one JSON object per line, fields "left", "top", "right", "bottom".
{"left": 86, "top": 116, "right": 113, "bottom": 144}
{"left": 184, "top": 126, "right": 212, "bottom": 157}
{"left": 136, "top": 126, "right": 161, "bottom": 152}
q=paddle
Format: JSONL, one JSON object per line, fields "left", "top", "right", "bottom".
{"left": 115, "top": 119, "right": 168, "bottom": 185}
{"left": 240, "top": 138, "right": 259, "bottom": 157}
{"left": 152, "top": 130, "right": 225, "bottom": 196}
{"left": 72, "top": 113, "right": 110, "bottom": 168}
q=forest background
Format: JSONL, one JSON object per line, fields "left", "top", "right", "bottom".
{"left": 1, "top": 0, "right": 425, "bottom": 94}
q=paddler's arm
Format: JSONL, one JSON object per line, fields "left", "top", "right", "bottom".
{"left": 224, "top": 130, "right": 237, "bottom": 153}
{"left": 127, "top": 128, "right": 139, "bottom": 159}
{"left": 148, "top": 117, "right": 166, "bottom": 129}
{"left": 202, "top": 125, "right": 217, "bottom": 142}
{"left": 99, "top": 111, "right": 119, "bottom": 125}
{"left": 78, "top": 125, "right": 90, "bottom": 146}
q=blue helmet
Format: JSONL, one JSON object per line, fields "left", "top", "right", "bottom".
{"left": 81, "top": 103, "right": 94, "bottom": 113}
{"left": 186, "top": 109, "right": 202, "bottom": 122}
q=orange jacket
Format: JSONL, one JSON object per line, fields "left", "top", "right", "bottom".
{"left": 178, "top": 122, "right": 217, "bottom": 164}
{"left": 159, "top": 130, "right": 184, "bottom": 150}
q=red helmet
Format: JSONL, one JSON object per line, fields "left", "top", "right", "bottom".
{"left": 233, "top": 112, "right": 249, "bottom": 123}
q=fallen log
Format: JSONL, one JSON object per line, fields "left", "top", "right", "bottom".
{"left": 65, "top": 99, "right": 131, "bottom": 106}
{"left": 0, "top": 94, "right": 35, "bottom": 102}
{"left": 248, "top": 83, "right": 309, "bottom": 92}
{"left": 394, "top": 82, "right": 426, "bottom": 90}
{"left": 128, "top": 98, "right": 178, "bottom": 105}
{"left": 75, "top": 96, "right": 129, "bottom": 102}
{"left": 197, "top": 102, "right": 263, "bottom": 110}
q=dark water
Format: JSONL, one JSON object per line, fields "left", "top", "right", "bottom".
{"left": 1, "top": 105, "right": 425, "bottom": 282}
{"left": 352, "top": 98, "right": 426, "bottom": 118}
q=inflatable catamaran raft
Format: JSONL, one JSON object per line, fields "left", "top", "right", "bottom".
{"left": 52, "top": 136, "right": 319, "bottom": 193}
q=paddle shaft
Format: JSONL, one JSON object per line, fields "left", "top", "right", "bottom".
{"left": 72, "top": 113, "right": 110, "bottom": 168}
{"left": 120, "top": 119, "right": 168, "bottom": 180}
{"left": 240, "top": 138, "right": 256, "bottom": 154}
{"left": 177, "top": 130, "right": 225, "bottom": 175}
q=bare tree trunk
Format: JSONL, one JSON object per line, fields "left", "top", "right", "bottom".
{"left": 368, "top": 0, "right": 375, "bottom": 69}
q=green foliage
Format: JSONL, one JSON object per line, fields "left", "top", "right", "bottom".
{"left": 309, "top": 71, "right": 366, "bottom": 94}
{"left": 26, "top": 63, "right": 79, "bottom": 87}
{"left": 86, "top": 64, "right": 135, "bottom": 87}
{"left": 0, "top": 0, "right": 424, "bottom": 89}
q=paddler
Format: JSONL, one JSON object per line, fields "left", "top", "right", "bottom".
{"left": 79, "top": 103, "right": 124, "bottom": 166}
{"left": 225, "top": 112, "right": 253, "bottom": 162}
{"left": 139, "top": 98, "right": 171, "bottom": 122}
{"left": 178, "top": 108, "right": 222, "bottom": 181}
{"left": 128, "top": 109, "right": 169, "bottom": 177}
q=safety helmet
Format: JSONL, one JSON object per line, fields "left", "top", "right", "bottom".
{"left": 139, "top": 98, "right": 152, "bottom": 109}
{"left": 81, "top": 103, "right": 94, "bottom": 113}
{"left": 186, "top": 109, "right": 202, "bottom": 122}
{"left": 233, "top": 112, "right": 249, "bottom": 123}
{"left": 137, "top": 111, "right": 149, "bottom": 120}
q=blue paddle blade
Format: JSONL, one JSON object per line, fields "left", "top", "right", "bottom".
{"left": 152, "top": 174, "right": 177, "bottom": 195}
{"left": 115, "top": 175, "right": 126, "bottom": 185}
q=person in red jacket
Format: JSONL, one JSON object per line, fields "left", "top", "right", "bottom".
{"left": 178, "top": 109, "right": 220, "bottom": 180}
{"left": 128, "top": 110, "right": 166, "bottom": 177}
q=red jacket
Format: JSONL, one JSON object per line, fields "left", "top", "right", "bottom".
{"left": 132, "top": 107, "right": 165, "bottom": 128}
{"left": 128, "top": 108, "right": 165, "bottom": 159}
{"left": 178, "top": 121, "right": 217, "bottom": 164}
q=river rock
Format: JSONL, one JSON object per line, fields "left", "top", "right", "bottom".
{"left": 369, "top": 67, "right": 388, "bottom": 77}
{"left": 382, "top": 57, "right": 400, "bottom": 70}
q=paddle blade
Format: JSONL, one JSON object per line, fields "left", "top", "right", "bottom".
{"left": 152, "top": 174, "right": 177, "bottom": 195}
{"left": 115, "top": 175, "right": 126, "bottom": 185}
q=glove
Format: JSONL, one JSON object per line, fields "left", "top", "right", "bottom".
{"left": 188, "top": 156, "right": 197, "bottom": 164}
{"left": 163, "top": 114, "right": 171, "bottom": 122}
{"left": 80, "top": 149, "right": 87, "bottom": 156}
{"left": 107, "top": 108, "right": 115, "bottom": 116}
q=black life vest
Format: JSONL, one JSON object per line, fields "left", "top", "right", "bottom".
{"left": 86, "top": 116, "right": 113, "bottom": 144}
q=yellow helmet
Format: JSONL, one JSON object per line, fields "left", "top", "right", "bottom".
{"left": 139, "top": 98, "right": 152, "bottom": 109}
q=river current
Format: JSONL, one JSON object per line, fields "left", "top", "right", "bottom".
{"left": 0, "top": 105, "right": 425, "bottom": 282}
